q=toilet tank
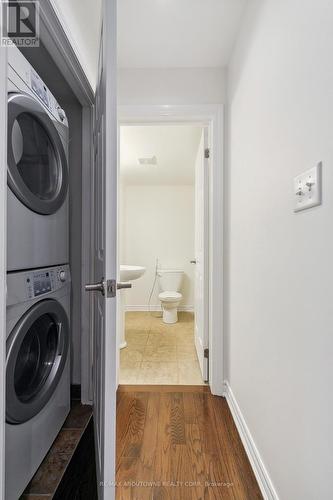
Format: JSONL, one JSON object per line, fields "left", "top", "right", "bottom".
{"left": 157, "top": 269, "right": 184, "bottom": 292}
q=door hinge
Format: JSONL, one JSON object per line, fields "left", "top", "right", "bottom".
{"left": 106, "top": 279, "right": 117, "bottom": 298}
{"left": 204, "top": 148, "right": 210, "bottom": 159}
{"left": 204, "top": 348, "right": 209, "bottom": 359}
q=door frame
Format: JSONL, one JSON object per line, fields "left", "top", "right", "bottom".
{"left": 118, "top": 104, "right": 224, "bottom": 396}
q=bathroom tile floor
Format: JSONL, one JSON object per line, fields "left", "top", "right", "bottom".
{"left": 119, "top": 311, "right": 205, "bottom": 385}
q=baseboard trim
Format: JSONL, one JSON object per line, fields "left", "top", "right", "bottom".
{"left": 125, "top": 305, "right": 194, "bottom": 312}
{"left": 223, "top": 381, "right": 279, "bottom": 500}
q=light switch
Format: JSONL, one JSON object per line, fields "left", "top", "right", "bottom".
{"left": 294, "top": 162, "right": 322, "bottom": 212}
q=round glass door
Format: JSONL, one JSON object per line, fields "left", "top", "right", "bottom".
{"left": 6, "top": 300, "right": 69, "bottom": 424}
{"left": 7, "top": 93, "right": 68, "bottom": 215}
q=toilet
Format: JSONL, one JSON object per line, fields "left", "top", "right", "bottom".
{"left": 157, "top": 269, "right": 184, "bottom": 324}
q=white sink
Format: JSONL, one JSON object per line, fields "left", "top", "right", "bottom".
{"left": 120, "top": 265, "right": 146, "bottom": 282}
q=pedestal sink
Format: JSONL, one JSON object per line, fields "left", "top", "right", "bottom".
{"left": 120, "top": 265, "right": 146, "bottom": 282}
{"left": 118, "top": 265, "right": 146, "bottom": 349}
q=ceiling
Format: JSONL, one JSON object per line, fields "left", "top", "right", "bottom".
{"left": 117, "top": 0, "right": 247, "bottom": 68}
{"left": 120, "top": 125, "right": 202, "bottom": 185}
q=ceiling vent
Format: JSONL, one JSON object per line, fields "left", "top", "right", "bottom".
{"left": 137, "top": 156, "right": 157, "bottom": 166}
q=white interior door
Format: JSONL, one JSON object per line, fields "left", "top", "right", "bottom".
{"left": 194, "top": 127, "right": 209, "bottom": 382}
{"left": 86, "top": 1, "right": 118, "bottom": 498}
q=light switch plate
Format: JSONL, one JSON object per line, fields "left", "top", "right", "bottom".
{"left": 294, "top": 162, "right": 322, "bottom": 212}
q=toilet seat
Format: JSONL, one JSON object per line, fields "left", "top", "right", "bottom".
{"left": 158, "top": 291, "right": 182, "bottom": 302}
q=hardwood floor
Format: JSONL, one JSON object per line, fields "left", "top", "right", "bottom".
{"left": 116, "top": 386, "right": 263, "bottom": 500}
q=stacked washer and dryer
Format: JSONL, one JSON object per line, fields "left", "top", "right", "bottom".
{"left": 6, "top": 47, "right": 71, "bottom": 500}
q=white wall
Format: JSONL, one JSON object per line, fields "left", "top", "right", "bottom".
{"left": 50, "top": 0, "right": 101, "bottom": 89}
{"left": 226, "top": 1, "right": 333, "bottom": 498}
{"left": 118, "top": 68, "right": 226, "bottom": 104}
{"left": 50, "top": 7, "right": 226, "bottom": 99}
{"left": 121, "top": 185, "right": 194, "bottom": 309}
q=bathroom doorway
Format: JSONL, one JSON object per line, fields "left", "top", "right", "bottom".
{"left": 117, "top": 123, "right": 208, "bottom": 385}
{"left": 116, "top": 103, "right": 224, "bottom": 395}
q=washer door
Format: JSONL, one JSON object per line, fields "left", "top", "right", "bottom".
{"left": 7, "top": 93, "right": 68, "bottom": 215}
{"left": 6, "top": 300, "right": 69, "bottom": 424}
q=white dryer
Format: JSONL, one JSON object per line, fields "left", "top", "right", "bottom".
{"left": 5, "top": 265, "right": 71, "bottom": 500}
{"left": 7, "top": 47, "right": 69, "bottom": 271}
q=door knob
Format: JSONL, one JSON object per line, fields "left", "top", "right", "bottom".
{"left": 190, "top": 260, "right": 197, "bottom": 264}
{"left": 85, "top": 279, "right": 132, "bottom": 297}
{"left": 117, "top": 282, "right": 132, "bottom": 290}
{"left": 85, "top": 280, "right": 105, "bottom": 295}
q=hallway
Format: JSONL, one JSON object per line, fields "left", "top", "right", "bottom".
{"left": 116, "top": 386, "right": 262, "bottom": 499}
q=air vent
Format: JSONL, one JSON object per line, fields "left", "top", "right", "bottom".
{"left": 137, "top": 156, "right": 157, "bottom": 166}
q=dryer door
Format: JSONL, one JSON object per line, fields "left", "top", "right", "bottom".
{"left": 7, "top": 93, "right": 68, "bottom": 215}
{"left": 6, "top": 299, "right": 69, "bottom": 424}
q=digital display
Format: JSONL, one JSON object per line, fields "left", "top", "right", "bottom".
{"left": 31, "top": 71, "right": 49, "bottom": 108}
{"left": 33, "top": 271, "right": 51, "bottom": 297}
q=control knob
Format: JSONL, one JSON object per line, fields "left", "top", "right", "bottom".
{"left": 57, "top": 106, "right": 66, "bottom": 122}
{"left": 59, "top": 270, "right": 66, "bottom": 282}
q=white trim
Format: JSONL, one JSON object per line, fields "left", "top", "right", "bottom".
{"left": 223, "top": 382, "right": 279, "bottom": 500}
{"left": 125, "top": 305, "right": 194, "bottom": 312}
{"left": 0, "top": 46, "right": 7, "bottom": 500}
{"left": 48, "top": 0, "right": 82, "bottom": 64}
{"left": 40, "top": 1, "right": 94, "bottom": 105}
{"left": 47, "top": 0, "right": 98, "bottom": 92}
{"left": 118, "top": 104, "right": 224, "bottom": 396}
{"left": 194, "top": 332, "right": 205, "bottom": 376}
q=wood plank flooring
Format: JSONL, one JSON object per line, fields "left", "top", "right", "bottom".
{"left": 116, "top": 385, "right": 263, "bottom": 500}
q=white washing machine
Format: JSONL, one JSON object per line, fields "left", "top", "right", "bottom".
{"left": 5, "top": 265, "right": 71, "bottom": 500}
{"left": 7, "top": 46, "right": 69, "bottom": 271}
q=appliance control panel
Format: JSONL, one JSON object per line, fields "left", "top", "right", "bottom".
{"left": 31, "top": 70, "right": 49, "bottom": 108}
{"left": 6, "top": 265, "right": 71, "bottom": 307}
{"left": 8, "top": 47, "right": 68, "bottom": 126}
{"left": 29, "top": 270, "right": 52, "bottom": 298}
{"left": 30, "top": 69, "right": 68, "bottom": 125}
{"left": 25, "top": 265, "right": 70, "bottom": 300}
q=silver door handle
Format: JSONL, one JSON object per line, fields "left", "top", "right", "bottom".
{"left": 190, "top": 260, "right": 197, "bottom": 264}
{"left": 85, "top": 279, "right": 132, "bottom": 297}
{"left": 117, "top": 282, "right": 132, "bottom": 290}
{"left": 85, "top": 280, "right": 105, "bottom": 294}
